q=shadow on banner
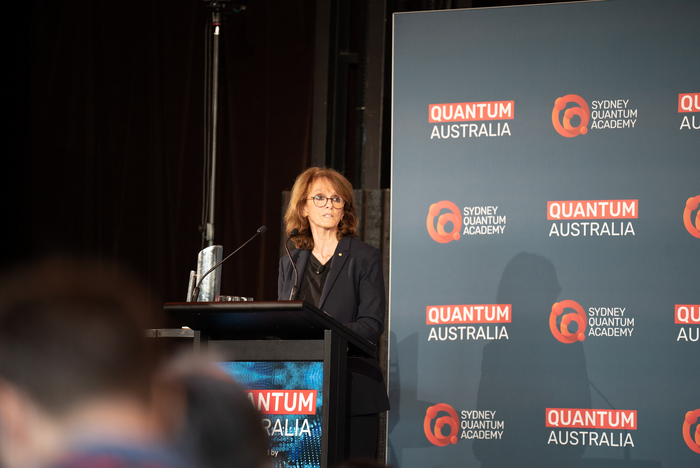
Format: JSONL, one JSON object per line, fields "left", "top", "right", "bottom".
{"left": 474, "top": 252, "right": 591, "bottom": 468}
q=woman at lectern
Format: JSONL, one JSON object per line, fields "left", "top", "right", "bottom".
{"left": 278, "top": 167, "right": 389, "bottom": 460}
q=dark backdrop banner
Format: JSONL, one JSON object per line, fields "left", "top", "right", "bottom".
{"left": 26, "top": 0, "right": 315, "bottom": 324}
{"left": 388, "top": 1, "right": 699, "bottom": 467}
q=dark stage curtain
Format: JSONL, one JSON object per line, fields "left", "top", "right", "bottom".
{"left": 27, "top": 0, "right": 315, "bottom": 326}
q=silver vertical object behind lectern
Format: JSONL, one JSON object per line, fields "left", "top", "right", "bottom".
{"left": 191, "top": 245, "right": 223, "bottom": 302}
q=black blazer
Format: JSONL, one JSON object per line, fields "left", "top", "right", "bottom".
{"left": 278, "top": 236, "right": 390, "bottom": 415}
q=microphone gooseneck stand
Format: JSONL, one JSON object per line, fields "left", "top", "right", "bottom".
{"left": 285, "top": 228, "right": 299, "bottom": 300}
{"left": 192, "top": 225, "right": 266, "bottom": 301}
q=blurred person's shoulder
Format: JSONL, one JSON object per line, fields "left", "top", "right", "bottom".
{"left": 47, "top": 442, "right": 193, "bottom": 468}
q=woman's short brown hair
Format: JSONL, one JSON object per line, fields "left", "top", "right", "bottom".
{"left": 284, "top": 167, "right": 357, "bottom": 250}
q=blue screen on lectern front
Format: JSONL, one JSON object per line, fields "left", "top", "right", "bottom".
{"left": 219, "top": 361, "right": 324, "bottom": 468}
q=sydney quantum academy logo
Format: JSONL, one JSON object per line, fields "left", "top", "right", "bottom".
{"left": 683, "top": 409, "right": 700, "bottom": 454}
{"left": 424, "top": 404, "right": 460, "bottom": 446}
{"left": 552, "top": 94, "right": 637, "bottom": 136}
{"left": 425, "top": 403, "right": 505, "bottom": 445}
{"left": 550, "top": 300, "right": 634, "bottom": 342}
{"left": 550, "top": 300, "right": 587, "bottom": 343}
{"left": 552, "top": 95, "right": 590, "bottom": 137}
{"left": 684, "top": 195, "right": 700, "bottom": 238}
{"left": 427, "top": 201, "right": 462, "bottom": 243}
{"left": 427, "top": 200, "right": 507, "bottom": 243}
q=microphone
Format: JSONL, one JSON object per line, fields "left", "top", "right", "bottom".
{"left": 192, "top": 225, "right": 267, "bottom": 301}
{"left": 285, "top": 228, "right": 299, "bottom": 300}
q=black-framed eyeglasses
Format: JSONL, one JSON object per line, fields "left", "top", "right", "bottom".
{"left": 308, "top": 195, "right": 345, "bottom": 209}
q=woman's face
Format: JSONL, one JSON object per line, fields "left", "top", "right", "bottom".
{"left": 303, "top": 177, "right": 344, "bottom": 234}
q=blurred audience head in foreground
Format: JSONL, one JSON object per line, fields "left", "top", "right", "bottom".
{"left": 0, "top": 256, "right": 176, "bottom": 468}
{"left": 338, "top": 459, "right": 392, "bottom": 468}
{"left": 157, "top": 354, "right": 271, "bottom": 468}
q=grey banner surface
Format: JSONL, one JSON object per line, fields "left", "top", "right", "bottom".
{"left": 388, "top": 1, "right": 699, "bottom": 467}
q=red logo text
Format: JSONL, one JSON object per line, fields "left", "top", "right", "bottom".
{"left": 427, "top": 305, "right": 511, "bottom": 324}
{"left": 548, "top": 200, "right": 638, "bottom": 220}
{"left": 247, "top": 390, "right": 317, "bottom": 415}
{"left": 676, "top": 305, "right": 700, "bottom": 324}
{"left": 429, "top": 101, "right": 514, "bottom": 123}
{"left": 546, "top": 408, "right": 637, "bottom": 430}
{"left": 678, "top": 93, "right": 700, "bottom": 113}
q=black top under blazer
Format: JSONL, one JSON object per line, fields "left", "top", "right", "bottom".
{"left": 278, "top": 236, "right": 390, "bottom": 416}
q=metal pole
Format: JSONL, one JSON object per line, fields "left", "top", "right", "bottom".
{"left": 206, "top": 11, "right": 221, "bottom": 247}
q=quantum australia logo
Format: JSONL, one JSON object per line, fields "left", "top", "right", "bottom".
{"left": 679, "top": 92, "right": 700, "bottom": 130}
{"left": 675, "top": 305, "right": 700, "bottom": 342}
{"left": 552, "top": 95, "right": 590, "bottom": 137}
{"left": 429, "top": 100, "right": 513, "bottom": 139}
{"left": 547, "top": 408, "right": 636, "bottom": 448}
{"left": 247, "top": 390, "right": 317, "bottom": 438}
{"left": 547, "top": 199, "right": 637, "bottom": 237}
{"left": 427, "top": 304, "right": 511, "bottom": 341}
{"left": 550, "top": 300, "right": 587, "bottom": 343}
{"left": 424, "top": 404, "right": 460, "bottom": 446}
{"left": 684, "top": 195, "right": 700, "bottom": 238}
{"left": 427, "top": 201, "right": 462, "bottom": 243}
{"left": 683, "top": 409, "right": 700, "bottom": 454}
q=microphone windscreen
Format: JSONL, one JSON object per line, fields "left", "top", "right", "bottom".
{"left": 290, "top": 228, "right": 299, "bottom": 237}
{"left": 257, "top": 226, "right": 267, "bottom": 234}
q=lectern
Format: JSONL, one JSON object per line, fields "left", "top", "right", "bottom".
{"left": 164, "top": 301, "right": 377, "bottom": 468}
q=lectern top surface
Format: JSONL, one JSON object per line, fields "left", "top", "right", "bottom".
{"left": 164, "top": 301, "right": 376, "bottom": 358}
